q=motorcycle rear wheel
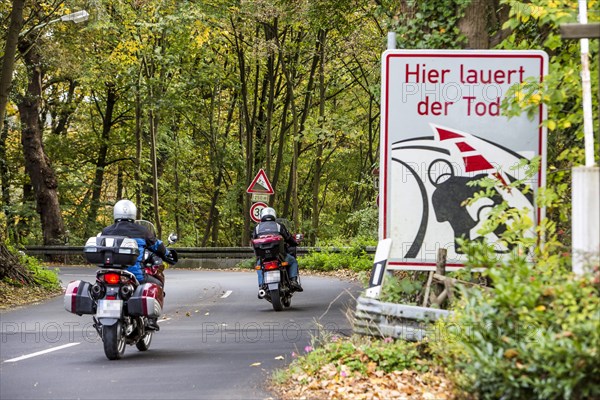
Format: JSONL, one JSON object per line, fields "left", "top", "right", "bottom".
{"left": 270, "top": 289, "right": 284, "bottom": 311}
{"left": 136, "top": 331, "right": 153, "bottom": 351}
{"left": 102, "top": 322, "right": 126, "bottom": 360}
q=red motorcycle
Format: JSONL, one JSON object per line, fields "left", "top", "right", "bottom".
{"left": 251, "top": 233, "right": 302, "bottom": 311}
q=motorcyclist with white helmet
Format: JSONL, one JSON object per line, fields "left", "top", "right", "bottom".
{"left": 252, "top": 207, "right": 303, "bottom": 294}
{"left": 102, "top": 200, "right": 176, "bottom": 330}
{"left": 102, "top": 200, "right": 175, "bottom": 287}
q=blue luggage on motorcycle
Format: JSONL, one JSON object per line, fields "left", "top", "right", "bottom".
{"left": 83, "top": 235, "right": 140, "bottom": 266}
{"left": 251, "top": 235, "right": 284, "bottom": 260}
{"left": 127, "top": 283, "right": 163, "bottom": 318}
{"left": 64, "top": 280, "right": 95, "bottom": 315}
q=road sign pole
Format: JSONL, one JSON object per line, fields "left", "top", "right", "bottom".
{"left": 560, "top": 14, "right": 600, "bottom": 275}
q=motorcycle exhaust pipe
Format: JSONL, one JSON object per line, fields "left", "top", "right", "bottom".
{"left": 90, "top": 283, "right": 105, "bottom": 300}
{"left": 258, "top": 289, "right": 266, "bottom": 299}
{"left": 119, "top": 284, "right": 134, "bottom": 300}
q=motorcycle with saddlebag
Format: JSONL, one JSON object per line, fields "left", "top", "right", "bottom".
{"left": 64, "top": 224, "right": 177, "bottom": 360}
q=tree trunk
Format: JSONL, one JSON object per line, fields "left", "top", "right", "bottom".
{"left": 272, "top": 87, "right": 291, "bottom": 199}
{"left": 458, "top": 0, "right": 493, "bottom": 49}
{"left": 13, "top": 183, "right": 34, "bottom": 242}
{"left": 311, "top": 29, "right": 327, "bottom": 245}
{"left": 172, "top": 127, "right": 181, "bottom": 241}
{"left": 263, "top": 20, "right": 277, "bottom": 177}
{"left": 85, "top": 84, "right": 117, "bottom": 237}
{"left": 232, "top": 17, "right": 254, "bottom": 246}
{"left": 0, "top": 0, "right": 25, "bottom": 135}
{"left": 116, "top": 167, "right": 123, "bottom": 200}
{"left": 1, "top": 119, "right": 10, "bottom": 220}
{"left": 0, "top": 242, "right": 32, "bottom": 284}
{"left": 17, "top": 38, "right": 65, "bottom": 246}
{"left": 278, "top": 30, "right": 301, "bottom": 225}
{"left": 51, "top": 78, "right": 77, "bottom": 136}
{"left": 149, "top": 110, "right": 161, "bottom": 237}
{"left": 202, "top": 171, "right": 223, "bottom": 247}
{"left": 134, "top": 83, "right": 142, "bottom": 218}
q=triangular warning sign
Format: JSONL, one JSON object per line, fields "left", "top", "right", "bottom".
{"left": 247, "top": 169, "right": 274, "bottom": 194}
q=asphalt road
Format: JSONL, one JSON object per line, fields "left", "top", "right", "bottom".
{"left": 0, "top": 267, "right": 362, "bottom": 400}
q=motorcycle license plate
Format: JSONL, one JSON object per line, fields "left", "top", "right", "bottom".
{"left": 96, "top": 299, "right": 123, "bottom": 318}
{"left": 264, "top": 271, "right": 280, "bottom": 284}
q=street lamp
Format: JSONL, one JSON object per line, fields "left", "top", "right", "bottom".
{"left": 20, "top": 10, "right": 89, "bottom": 37}
{"left": 1, "top": 10, "right": 90, "bottom": 135}
{"left": 58, "top": 10, "right": 89, "bottom": 24}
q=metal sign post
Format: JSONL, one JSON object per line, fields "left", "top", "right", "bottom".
{"left": 561, "top": 18, "right": 600, "bottom": 275}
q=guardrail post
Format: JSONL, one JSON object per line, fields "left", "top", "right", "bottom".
{"left": 365, "top": 238, "right": 392, "bottom": 299}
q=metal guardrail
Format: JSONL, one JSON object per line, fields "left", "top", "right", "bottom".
{"left": 23, "top": 245, "right": 376, "bottom": 259}
{"left": 354, "top": 296, "right": 452, "bottom": 341}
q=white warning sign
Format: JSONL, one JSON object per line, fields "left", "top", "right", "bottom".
{"left": 247, "top": 169, "right": 274, "bottom": 194}
{"left": 380, "top": 49, "right": 548, "bottom": 270}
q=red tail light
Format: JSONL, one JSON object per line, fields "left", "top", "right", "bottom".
{"left": 264, "top": 261, "right": 279, "bottom": 270}
{"left": 104, "top": 273, "right": 120, "bottom": 284}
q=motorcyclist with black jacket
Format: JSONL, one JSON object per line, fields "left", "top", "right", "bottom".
{"left": 252, "top": 207, "right": 303, "bottom": 294}
{"left": 102, "top": 199, "right": 176, "bottom": 329}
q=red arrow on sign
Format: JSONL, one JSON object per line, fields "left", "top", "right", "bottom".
{"left": 246, "top": 169, "right": 274, "bottom": 194}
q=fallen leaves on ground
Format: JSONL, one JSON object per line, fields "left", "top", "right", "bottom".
{"left": 301, "top": 269, "right": 363, "bottom": 282}
{"left": 0, "top": 281, "right": 62, "bottom": 310}
{"left": 271, "top": 363, "right": 460, "bottom": 400}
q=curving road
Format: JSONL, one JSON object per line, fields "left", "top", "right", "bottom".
{"left": 0, "top": 267, "right": 361, "bottom": 400}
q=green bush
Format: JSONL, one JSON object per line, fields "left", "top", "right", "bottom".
{"left": 299, "top": 249, "right": 372, "bottom": 272}
{"left": 379, "top": 272, "right": 425, "bottom": 305}
{"left": 18, "top": 252, "right": 61, "bottom": 290}
{"left": 434, "top": 253, "right": 600, "bottom": 399}
{"left": 298, "top": 237, "right": 375, "bottom": 272}
{"left": 236, "top": 257, "right": 257, "bottom": 270}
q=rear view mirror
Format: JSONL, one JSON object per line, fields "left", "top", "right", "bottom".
{"left": 168, "top": 233, "right": 178, "bottom": 245}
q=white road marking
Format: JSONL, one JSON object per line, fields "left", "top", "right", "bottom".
{"left": 4, "top": 342, "right": 80, "bottom": 363}
{"left": 221, "top": 290, "right": 233, "bottom": 298}
{"left": 158, "top": 317, "right": 171, "bottom": 323}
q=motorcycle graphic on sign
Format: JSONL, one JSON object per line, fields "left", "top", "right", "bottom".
{"left": 391, "top": 124, "right": 535, "bottom": 260}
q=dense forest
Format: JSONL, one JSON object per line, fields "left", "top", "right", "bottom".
{"left": 0, "top": 0, "right": 597, "bottom": 250}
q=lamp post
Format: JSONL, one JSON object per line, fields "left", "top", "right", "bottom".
{"left": 1, "top": 9, "right": 89, "bottom": 134}
{"left": 20, "top": 10, "right": 89, "bottom": 37}
{"left": 1, "top": 8, "right": 89, "bottom": 246}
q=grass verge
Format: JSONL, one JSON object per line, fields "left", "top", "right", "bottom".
{"left": 269, "top": 334, "right": 467, "bottom": 400}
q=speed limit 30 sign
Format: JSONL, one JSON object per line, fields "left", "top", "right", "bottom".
{"left": 250, "top": 202, "right": 268, "bottom": 223}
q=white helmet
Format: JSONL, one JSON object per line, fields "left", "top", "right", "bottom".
{"left": 113, "top": 199, "right": 137, "bottom": 221}
{"left": 260, "top": 207, "right": 276, "bottom": 221}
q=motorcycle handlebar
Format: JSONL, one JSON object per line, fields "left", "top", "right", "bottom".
{"left": 164, "top": 249, "right": 178, "bottom": 265}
